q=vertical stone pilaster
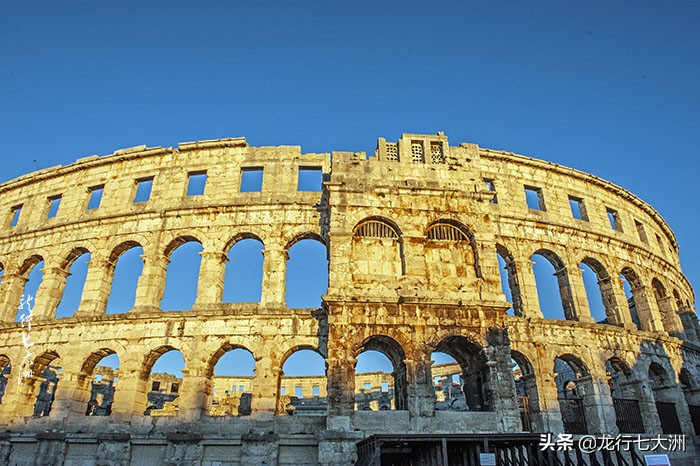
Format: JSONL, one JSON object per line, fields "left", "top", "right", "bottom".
{"left": 177, "top": 368, "right": 210, "bottom": 421}
{"left": 49, "top": 369, "right": 90, "bottom": 419}
{"left": 132, "top": 254, "right": 169, "bottom": 313}
{"left": 634, "top": 285, "right": 665, "bottom": 333}
{"left": 251, "top": 355, "right": 280, "bottom": 414}
{"left": 406, "top": 355, "right": 435, "bottom": 417}
{"left": 110, "top": 367, "right": 148, "bottom": 421}
{"left": 535, "top": 371, "right": 565, "bottom": 434}
{"left": 515, "top": 259, "right": 543, "bottom": 319}
{"left": 194, "top": 251, "right": 227, "bottom": 306}
{"left": 261, "top": 246, "right": 286, "bottom": 307}
{"left": 563, "top": 266, "right": 594, "bottom": 322}
{"left": 0, "top": 273, "right": 27, "bottom": 322}
{"left": 33, "top": 266, "right": 70, "bottom": 320}
{"left": 326, "top": 354, "right": 356, "bottom": 417}
{"left": 578, "top": 374, "right": 618, "bottom": 435}
{"left": 77, "top": 257, "right": 115, "bottom": 317}
{"left": 611, "top": 276, "right": 638, "bottom": 329}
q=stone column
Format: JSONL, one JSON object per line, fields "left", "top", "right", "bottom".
{"left": 194, "top": 251, "right": 227, "bottom": 307}
{"left": 597, "top": 274, "right": 628, "bottom": 327}
{"left": 563, "top": 266, "right": 595, "bottom": 322}
{"left": 76, "top": 256, "right": 115, "bottom": 317}
{"left": 177, "top": 367, "right": 211, "bottom": 421}
{"left": 326, "top": 353, "right": 356, "bottom": 417}
{"left": 578, "top": 373, "right": 618, "bottom": 435}
{"left": 405, "top": 355, "right": 435, "bottom": 418}
{"left": 628, "top": 378, "right": 662, "bottom": 434}
{"left": 520, "top": 373, "right": 548, "bottom": 431}
{"left": 633, "top": 284, "right": 665, "bottom": 333}
{"left": 0, "top": 273, "right": 27, "bottom": 322}
{"left": 261, "top": 246, "right": 286, "bottom": 307}
{"left": 485, "top": 333, "right": 521, "bottom": 431}
{"left": 110, "top": 365, "right": 149, "bottom": 421}
{"left": 48, "top": 368, "right": 90, "bottom": 419}
{"left": 678, "top": 310, "right": 700, "bottom": 343}
{"left": 132, "top": 253, "right": 169, "bottom": 313}
{"left": 514, "top": 259, "right": 543, "bottom": 319}
{"left": 611, "top": 276, "right": 638, "bottom": 330}
{"left": 251, "top": 354, "right": 280, "bottom": 415}
{"left": 1, "top": 373, "right": 40, "bottom": 418}
{"left": 535, "top": 371, "right": 565, "bottom": 433}
{"left": 656, "top": 295, "right": 685, "bottom": 338}
{"left": 33, "top": 266, "right": 70, "bottom": 320}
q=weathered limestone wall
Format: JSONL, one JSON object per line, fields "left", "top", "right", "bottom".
{"left": 0, "top": 133, "right": 697, "bottom": 465}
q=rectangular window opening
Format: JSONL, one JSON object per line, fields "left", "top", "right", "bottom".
{"left": 295, "top": 386, "right": 303, "bottom": 398}
{"left": 134, "top": 177, "right": 154, "bottom": 203}
{"left": 187, "top": 171, "right": 207, "bottom": 196}
{"left": 10, "top": 205, "right": 22, "bottom": 227}
{"left": 655, "top": 234, "right": 666, "bottom": 256}
{"left": 171, "top": 383, "right": 179, "bottom": 393}
{"left": 231, "top": 385, "right": 237, "bottom": 392}
{"left": 239, "top": 385, "right": 244, "bottom": 392}
{"left": 280, "top": 386, "right": 286, "bottom": 396}
{"left": 606, "top": 207, "right": 622, "bottom": 231}
{"left": 87, "top": 185, "right": 104, "bottom": 210}
{"left": 364, "top": 383, "right": 372, "bottom": 391}
{"left": 484, "top": 178, "right": 498, "bottom": 204}
{"left": 381, "top": 381, "right": 389, "bottom": 392}
{"left": 312, "top": 385, "right": 320, "bottom": 397}
{"left": 151, "top": 381, "right": 161, "bottom": 392}
{"left": 524, "top": 186, "right": 545, "bottom": 211}
{"left": 240, "top": 167, "right": 263, "bottom": 192}
{"left": 635, "top": 220, "right": 649, "bottom": 244}
{"left": 568, "top": 195, "right": 588, "bottom": 221}
{"left": 47, "top": 195, "right": 61, "bottom": 218}
{"left": 297, "top": 166, "right": 323, "bottom": 192}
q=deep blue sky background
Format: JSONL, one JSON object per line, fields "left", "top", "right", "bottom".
{"left": 2, "top": 2, "right": 700, "bottom": 376}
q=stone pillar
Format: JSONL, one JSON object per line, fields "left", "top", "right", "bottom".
{"left": 656, "top": 295, "right": 685, "bottom": 338}
{"left": 678, "top": 310, "right": 700, "bottom": 343}
{"left": 520, "top": 373, "right": 548, "bottom": 431}
{"left": 578, "top": 374, "right": 618, "bottom": 435}
{"left": 515, "top": 259, "right": 543, "bottom": 319}
{"left": 598, "top": 275, "right": 629, "bottom": 327}
{"left": 628, "top": 378, "right": 662, "bottom": 433}
{"left": 485, "top": 332, "right": 521, "bottom": 431}
{"left": 0, "top": 273, "right": 27, "bottom": 322}
{"left": 261, "top": 246, "right": 286, "bottom": 307}
{"left": 177, "top": 368, "right": 211, "bottom": 421}
{"left": 0, "top": 374, "right": 37, "bottom": 419}
{"left": 563, "top": 266, "right": 595, "bottom": 323}
{"left": 535, "top": 371, "right": 565, "bottom": 434}
{"left": 48, "top": 368, "right": 90, "bottom": 419}
{"left": 110, "top": 366, "right": 149, "bottom": 420}
{"left": 194, "top": 251, "right": 227, "bottom": 307}
{"left": 611, "top": 276, "right": 638, "bottom": 330}
{"left": 405, "top": 355, "right": 435, "bottom": 417}
{"left": 76, "top": 257, "right": 115, "bottom": 317}
{"left": 326, "top": 354, "right": 356, "bottom": 417}
{"left": 251, "top": 354, "right": 280, "bottom": 415}
{"left": 633, "top": 285, "right": 665, "bottom": 333}
{"left": 132, "top": 253, "right": 168, "bottom": 313}
{"left": 33, "top": 266, "right": 70, "bottom": 320}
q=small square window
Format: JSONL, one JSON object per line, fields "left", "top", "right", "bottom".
{"left": 312, "top": 385, "right": 320, "bottom": 396}
{"left": 606, "top": 208, "right": 622, "bottom": 231}
{"left": 134, "top": 177, "right": 154, "bottom": 203}
{"left": 297, "top": 167, "right": 322, "bottom": 192}
{"left": 151, "top": 381, "right": 161, "bottom": 392}
{"left": 381, "top": 381, "right": 389, "bottom": 392}
{"left": 524, "top": 186, "right": 545, "bottom": 211}
{"left": 187, "top": 171, "right": 207, "bottom": 196}
{"left": 171, "top": 383, "right": 179, "bottom": 393}
{"left": 364, "top": 383, "right": 372, "bottom": 391}
{"left": 635, "top": 220, "right": 649, "bottom": 244}
{"left": 10, "top": 205, "right": 22, "bottom": 227}
{"left": 568, "top": 195, "right": 588, "bottom": 221}
{"left": 240, "top": 167, "right": 263, "bottom": 192}
{"left": 47, "top": 195, "right": 61, "bottom": 218}
{"left": 295, "top": 386, "right": 303, "bottom": 398}
{"left": 484, "top": 178, "right": 498, "bottom": 204}
{"left": 280, "top": 386, "right": 286, "bottom": 396}
{"left": 239, "top": 385, "right": 244, "bottom": 392}
{"left": 87, "top": 185, "right": 104, "bottom": 210}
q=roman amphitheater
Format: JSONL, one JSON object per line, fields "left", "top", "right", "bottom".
{"left": 0, "top": 132, "right": 698, "bottom": 465}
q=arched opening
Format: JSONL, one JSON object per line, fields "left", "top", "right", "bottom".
{"left": 280, "top": 348, "right": 327, "bottom": 415}
{"left": 16, "top": 256, "right": 44, "bottom": 321}
{"left": 31, "top": 350, "right": 61, "bottom": 417}
{"left": 496, "top": 245, "right": 522, "bottom": 316}
{"left": 81, "top": 350, "right": 120, "bottom": 416}
{"left": 285, "top": 237, "right": 328, "bottom": 308}
{"left": 580, "top": 258, "right": 619, "bottom": 325}
{"left": 649, "top": 362, "right": 683, "bottom": 434}
{"left": 0, "top": 355, "right": 11, "bottom": 404}
{"left": 619, "top": 268, "right": 644, "bottom": 330}
{"left": 351, "top": 218, "right": 404, "bottom": 281}
{"left": 651, "top": 278, "right": 683, "bottom": 337}
{"left": 511, "top": 351, "right": 537, "bottom": 431}
{"left": 424, "top": 220, "right": 481, "bottom": 290}
{"left": 223, "top": 237, "right": 264, "bottom": 303}
{"left": 606, "top": 358, "right": 644, "bottom": 433}
{"left": 531, "top": 250, "right": 573, "bottom": 320}
{"left": 209, "top": 346, "right": 256, "bottom": 416}
{"left": 161, "top": 237, "right": 203, "bottom": 311}
{"left": 144, "top": 348, "right": 185, "bottom": 416}
{"left": 106, "top": 243, "right": 144, "bottom": 314}
{"left": 355, "top": 336, "right": 407, "bottom": 411}
{"left": 554, "top": 355, "right": 590, "bottom": 434}
{"left": 56, "top": 249, "right": 91, "bottom": 318}
{"left": 430, "top": 351, "right": 465, "bottom": 411}
{"left": 678, "top": 368, "right": 700, "bottom": 435}
{"left": 433, "top": 336, "right": 490, "bottom": 411}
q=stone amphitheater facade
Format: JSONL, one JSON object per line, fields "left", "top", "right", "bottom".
{"left": 0, "top": 132, "right": 698, "bottom": 465}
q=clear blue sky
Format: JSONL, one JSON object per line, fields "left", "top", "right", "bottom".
{"left": 2, "top": 2, "right": 700, "bottom": 377}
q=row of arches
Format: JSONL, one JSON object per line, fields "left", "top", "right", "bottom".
{"left": 1, "top": 234, "right": 329, "bottom": 321}
{"left": 496, "top": 244, "right": 692, "bottom": 337}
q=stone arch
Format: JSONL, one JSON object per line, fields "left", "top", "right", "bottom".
{"left": 496, "top": 244, "right": 523, "bottom": 316}
{"left": 531, "top": 249, "right": 576, "bottom": 320}
{"left": 207, "top": 344, "right": 256, "bottom": 416}
{"left": 161, "top": 235, "right": 203, "bottom": 311}
{"left": 106, "top": 241, "right": 144, "bottom": 314}
{"left": 351, "top": 217, "right": 405, "bottom": 279}
{"left": 55, "top": 247, "right": 92, "bottom": 318}
{"left": 286, "top": 235, "right": 328, "bottom": 308}
{"left": 554, "top": 353, "right": 592, "bottom": 434}
{"left": 15, "top": 254, "right": 45, "bottom": 321}
{"left": 606, "top": 357, "right": 646, "bottom": 433}
{"left": 580, "top": 257, "right": 620, "bottom": 325}
{"left": 619, "top": 266, "right": 648, "bottom": 331}
{"left": 141, "top": 345, "right": 187, "bottom": 416}
{"left": 511, "top": 350, "right": 539, "bottom": 431}
{"left": 425, "top": 219, "right": 481, "bottom": 279}
{"left": 206, "top": 343, "right": 256, "bottom": 379}
{"left": 29, "top": 350, "right": 61, "bottom": 417}
{"left": 78, "top": 348, "right": 119, "bottom": 416}
{"left": 355, "top": 335, "right": 407, "bottom": 411}
{"left": 224, "top": 233, "right": 265, "bottom": 303}
{"left": 432, "top": 335, "right": 490, "bottom": 411}
{"left": 279, "top": 346, "right": 327, "bottom": 415}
